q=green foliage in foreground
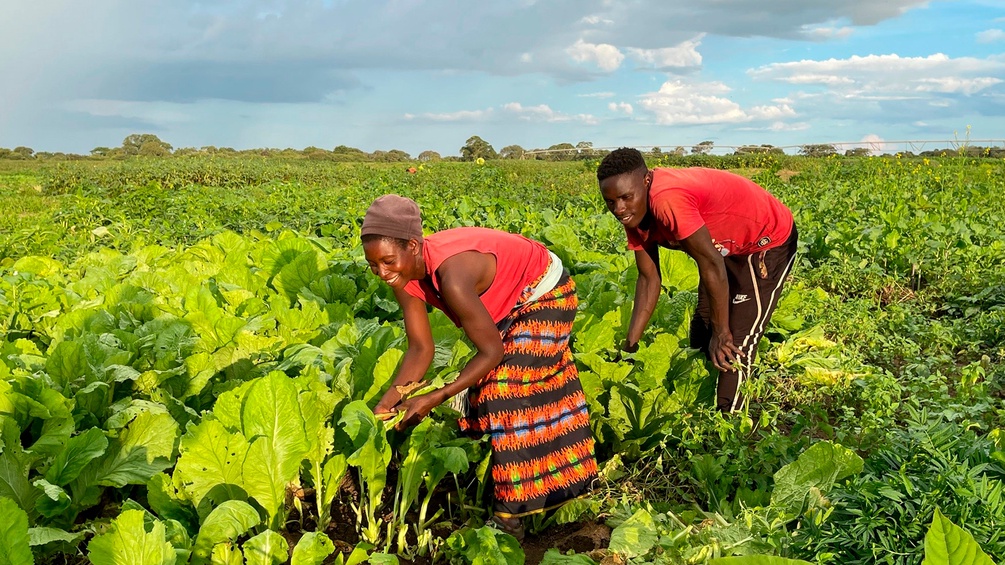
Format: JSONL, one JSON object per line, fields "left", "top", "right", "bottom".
{"left": 0, "top": 156, "right": 1004, "bottom": 564}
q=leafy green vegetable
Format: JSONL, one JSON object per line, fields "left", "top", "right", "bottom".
{"left": 290, "top": 532, "right": 335, "bottom": 565}
{"left": 0, "top": 497, "right": 32, "bottom": 565}
{"left": 922, "top": 508, "right": 995, "bottom": 565}
{"left": 87, "top": 509, "right": 176, "bottom": 565}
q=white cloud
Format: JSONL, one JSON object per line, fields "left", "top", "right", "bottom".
{"left": 976, "top": 29, "right": 1005, "bottom": 43}
{"left": 608, "top": 101, "right": 633, "bottom": 114}
{"left": 914, "top": 77, "right": 1003, "bottom": 95}
{"left": 578, "top": 92, "right": 616, "bottom": 99}
{"left": 800, "top": 25, "right": 854, "bottom": 40}
{"left": 770, "top": 121, "right": 810, "bottom": 132}
{"left": 638, "top": 80, "right": 796, "bottom": 125}
{"left": 626, "top": 36, "right": 703, "bottom": 69}
{"left": 860, "top": 134, "right": 887, "bottom": 154}
{"left": 566, "top": 39, "right": 624, "bottom": 72}
{"left": 502, "top": 102, "right": 598, "bottom": 124}
{"left": 750, "top": 53, "right": 1005, "bottom": 96}
{"left": 580, "top": 15, "right": 614, "bottom": 25}
{"left": 404, "top": 108, "right": 494, "bottom": 122}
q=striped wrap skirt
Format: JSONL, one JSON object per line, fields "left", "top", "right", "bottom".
{"left": 458, "top": 272, "right": 598, "bottom": 518}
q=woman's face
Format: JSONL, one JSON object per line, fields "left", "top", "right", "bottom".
{"left": 363, "top": 237, "right": 423, "bottom": 289}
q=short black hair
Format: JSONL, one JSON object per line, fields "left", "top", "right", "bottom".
{"left": 361, "top": 234, "right": 411, "bottom": 249}
{"left": 597, "top": 147, "right": 646, "bottom": 182}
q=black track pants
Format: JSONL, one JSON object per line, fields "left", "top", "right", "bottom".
{"left": 689, "top": 224, "right": 798, "bottom": 412}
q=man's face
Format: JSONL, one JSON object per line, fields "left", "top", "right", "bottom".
{"left": 363, "top": 238, "right": 423, "bottom": 289}
{"left": 600, "top": 168, "right": 650, "bottom": 229}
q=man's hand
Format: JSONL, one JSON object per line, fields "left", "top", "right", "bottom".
{"left": 393, "top": 391, "right": 444, "bottom": 431}
{"left": 709, "top": 331, "right": 743, "bottom": 372}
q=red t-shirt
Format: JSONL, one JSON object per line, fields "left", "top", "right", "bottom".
{"left": 625, "top": 167, "right": 793, "bottom": 256}
{"left": 404, "top": 227, "right": 551, "bottom": 326}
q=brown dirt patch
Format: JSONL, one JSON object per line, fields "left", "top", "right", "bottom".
{"left": 775, "top": 169, "right": 800, "bottom": 182}
{"left": 522, "top": 521, "right": 612, "bottom": 564}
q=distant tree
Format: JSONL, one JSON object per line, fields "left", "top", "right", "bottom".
{"left": 0, "top": 148, "right": 11, "bottom": 159}
{"left": 122, "top": 134, "right": 171, "bottom": 156}
{"left": 139, "top": 140, "right": 172, "bottom": 157}
{"left": 845, "top": 147, "right": 871, "bottom": 157}
{"left": 12, "top": 146, "right": 35, "bottom": 159}
{"left": 417, "top": 150, "right": 442, "bottom": 162}
{"left": 672, "top": 146, "right": 686, "bottom": 156}
{"left": 172, "top": 147, "right": 200, "bottom": 157}
{"left": 499, "top": 145, "right": 525, "bottom": 160}
{"left": 799, "top": 144, "right": 837, "bottom": 157}
{"left": 304, "top": 146, "right": 331, "bottom": 160}
{"left": 734, "top": 144, "right": 783, "bottom": 155}
{"left": 460, "top": 136, "right": 497, "bottom": 161}
{"left": 691, "top": 140, "right": 714, "bottom": 155}
{"left": 332, "top": 145, "right": 370, "bottom": 161}
{"left": 648, "top": 147, "right": 663, "bottom": 159}
{"left": 575, "top": 141, "right": 602, "bottom": 160}
{"left": 90, "top": 146, "right": 112, "bottom": 157}
{"left": 372, "top": 149, "right": 411, "bottom": 162}
{"left": 545, "top": 142, "right": 576, "bottom": 161}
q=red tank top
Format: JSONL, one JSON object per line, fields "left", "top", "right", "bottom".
{"left": 403, "top": 227, "right": 551, "bottom": 326}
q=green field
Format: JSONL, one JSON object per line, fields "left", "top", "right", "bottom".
{"left": 1, "top": 155, "right": 1004, "bottom": 565}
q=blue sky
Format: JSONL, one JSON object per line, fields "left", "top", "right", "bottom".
{"left": 2, "top": 0, "right": 1004, "bottom": 156}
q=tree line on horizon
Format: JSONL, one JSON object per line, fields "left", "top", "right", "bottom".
{"left": 2, "top": 134, "right": 1003, "bottom": 162}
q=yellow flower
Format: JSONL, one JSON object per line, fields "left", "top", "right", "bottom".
{"left": 476, "top": 157, "right": 485, "bottom": 165}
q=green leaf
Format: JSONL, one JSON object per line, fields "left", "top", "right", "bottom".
{"left": 290, "top": 532, "right": 335, "bottom": 565}
{"left": 922, "top": 508, "right": 996, "bottom": 565}
{"left": 242, "top": 530, "right": 289, "bottom": 565}
{"left": 27, "top": 527, "right": 83, "bottom": 547}
{"left": 44, "top": 427, "right": 108, "bottom": 486}
{"left": 361, "top": 349, "right": 403, "bottom": 404}
{"left": 69, "top": 411, "right": 179, "bottom": 511}
{"left": 540, "top": 549, "right": 598, "bottom": 565}
{"left": 146, "top": 473, "right": 198, "bottom": 530}
{"left": 368, "top": 553, "right": 399, "bottom": 565}
{"left": 633, "top": 333, "right": 681, "bottom": 391}
{"left": 210, "top": 542, "right": 242, "bottom": 565}
{"left": 658, "top": 248, "right": 699, "bottom": 291}
{"left": 240, "top": 373, "right": 309, "bottom": 528}
{"left": 44, "top": 341, "right": 90, "bottom": 392}
{"left": 709, "top": 558, "right": 813, "bottom": 565}
{"left": 770, "top": 441, "right": 863, "bottom": 518}
{"left": 445, "top": 526, "right": 524, "bottom": 565}
{"left": 608, "top": 508, "right": 657, "bottom": 558}
{"left": 32, "top": 478, "right": 71, "bottom": 517}
{"left": 272, "top": 249, "right": 324, "bottom": 302}
{"left": 212, "top": 379, "right": 256, "bottom": 432}
{"left": 174, "top": 420, "right": 249, "bottom": 511}
{"left": 0, "top": 497, "right": 33, "bottom": 565}
{"left": 87, "top": 509, "right": 176, "bottom": 565}
{"left": 190, "top": 500, "right": 261, "bottom": 565}
{"left": 0, "top": 451, "right": 40, "bottom": 522}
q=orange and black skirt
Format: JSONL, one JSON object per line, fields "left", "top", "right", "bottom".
{"left": 459, "top": 272, "right": 598, "bottom": 518}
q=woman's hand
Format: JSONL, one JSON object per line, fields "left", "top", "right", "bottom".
{"left": 393, "top": 391, "right": 444, "bottom": 431}
{"left": 373, "top": 393, "right": 401, "bottom": 421}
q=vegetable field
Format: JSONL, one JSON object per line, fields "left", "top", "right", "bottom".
{"left": 1, "top": 154, "right": 1004, "bottom": 565}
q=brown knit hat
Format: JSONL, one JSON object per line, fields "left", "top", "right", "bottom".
{"left": 361, "top": 194, "right": 423, "bottom": 242}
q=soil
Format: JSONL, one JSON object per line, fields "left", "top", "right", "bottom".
{"left": 521, "top": 521, "right": 612, "bottom": 565}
